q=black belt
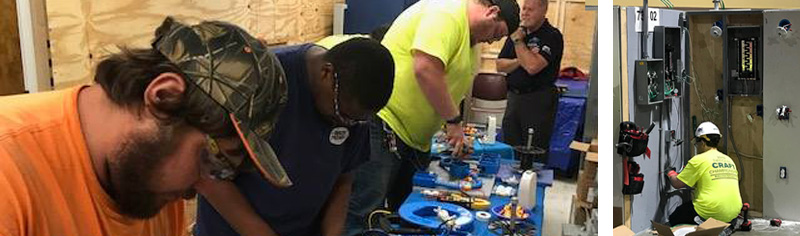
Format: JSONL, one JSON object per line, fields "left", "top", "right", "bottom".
{"left": 508, "top": 86, "right": 555, "bottom": 95}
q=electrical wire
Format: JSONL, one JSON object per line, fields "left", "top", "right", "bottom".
{"left": 682, "top": 27, "right": 722, "bottom": 123}
{"left": 728, "top": 129, "right": 762, "bottom": 160}
{"left": 660, "top": 0, "right": 674, "bottom": 8}
{"left": 721, "top": 0, "right": 726, "bottom": 9}
{"left": 367, "top": 210, "right": 393, "bottom": 230}
{"left": 727, "top": 101, "right": 746, "bottom": 184}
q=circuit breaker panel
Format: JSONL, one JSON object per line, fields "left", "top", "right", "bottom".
{"left": 653, "top": 26, "right": 682, "bottom": 99}
{"left": 727, "top": 26, "right": 762, "bottom": 95}
{"left": 635, "top": 59, "right": 665, "bottom": 105}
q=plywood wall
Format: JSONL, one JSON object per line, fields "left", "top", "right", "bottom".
{"left": 0, "top": 0, "right": 25, "bottom": 95}
{"left": 480, "top": 0, "right": 596, "bottom": 74}
{"left": 687, "top": 13, "right": 764, "bottom": 213}
{"left": 45, "top": 0, "right": 344, "bottom": 89}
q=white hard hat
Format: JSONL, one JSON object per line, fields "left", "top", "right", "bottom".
{"left": 695, "top": 122, "right": 721, "bottom": 138}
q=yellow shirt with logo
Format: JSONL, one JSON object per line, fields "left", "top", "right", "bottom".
{"left": 677, "top": 149, "right": 742, "bottom": 222}
{"left": 378, "top": 0, "right": 479, "bottom": 152}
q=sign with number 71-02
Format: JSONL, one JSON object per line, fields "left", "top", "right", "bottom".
{"left": 634, "top": 7, "right": 660, "bottom": 32}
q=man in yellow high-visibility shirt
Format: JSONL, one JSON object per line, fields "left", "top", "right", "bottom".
{"left": 345, "top": 0, "right": 520, "bottom": 235}
{"left": 667, "top": 122, "right": 743, "bottom": 227}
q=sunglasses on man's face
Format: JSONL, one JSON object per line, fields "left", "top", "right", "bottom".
{"left": 332, "top": 73, "right": 369, "bottom": 127}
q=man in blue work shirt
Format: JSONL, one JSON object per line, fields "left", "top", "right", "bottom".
{"left": 193, "top": 38, "right": 396, "bottom": 236}
{"left": 496, "top": 0, "right": 563, "bottom": 151}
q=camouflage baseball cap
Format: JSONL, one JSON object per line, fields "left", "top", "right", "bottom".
{"left": 152, "top": 17, "right": 292, "bottom": 187}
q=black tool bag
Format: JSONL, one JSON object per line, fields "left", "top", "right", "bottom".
{"left": 617, "top": 121, "right": 653, "bottom": 195}
{"left": 622, "top": 160, "right": 645, "bottom": 195}
{"left": 616, "top": 122, "right": 654, "bottom": 157}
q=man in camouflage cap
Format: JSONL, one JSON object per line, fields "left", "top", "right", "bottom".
{"left": 0, "top": 16, "right": 290, "bottom": 236}
{"left": 152, "top": 16, "right": 293, "bottom": 187}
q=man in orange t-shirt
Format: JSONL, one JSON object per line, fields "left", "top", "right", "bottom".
{"left": 0, "top": 17, "right": 292, "bottom": 236}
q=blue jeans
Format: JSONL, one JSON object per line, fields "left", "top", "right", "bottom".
{"left": 344, "top": 115, "right": 431, "bottom": 236}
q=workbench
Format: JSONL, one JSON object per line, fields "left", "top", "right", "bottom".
{"left": 432, "top": 139, "right": 516, "bottom": 160}
{"left": 402, "top": 169, "right": 554, "bottom": 236}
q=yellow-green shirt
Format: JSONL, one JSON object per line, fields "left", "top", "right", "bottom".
{"left": 677, "top": 149, "right": 742, "bottom": 222}
{"left": 316, "top": 34, "right": 369, "bottom": 49}
{"left": 378, "top": 0, "right": 480, "bottom": 152}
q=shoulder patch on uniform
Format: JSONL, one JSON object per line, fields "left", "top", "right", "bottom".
{"left": 542, "top": 45, "right": 552, "bottom": 55}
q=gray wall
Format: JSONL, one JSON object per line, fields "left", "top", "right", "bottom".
{"left": 762, "top": 10, "right": 800, "bottom": 221}
{"left": 613, "top": 6, "right": 623, "bottom": 208}
{"left": 624, "top": 7, "right": 691, "bottom": 232}
{"left": 585, "top": 17, "right": 599, "bottom": 139}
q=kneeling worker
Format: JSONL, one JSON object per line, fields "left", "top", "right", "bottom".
{"left": 666, "top": 122, "right": 742, "bottom": 226}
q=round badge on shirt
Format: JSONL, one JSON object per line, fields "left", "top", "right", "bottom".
{"left": 330, "top": 127, "right": 349, "bottom": 145}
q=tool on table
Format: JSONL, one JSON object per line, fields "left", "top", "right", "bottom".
{"left": 476, "top": 211, "right": 492, "bottom": 222}
{"left": 398, "top": 201, "right": 475, "bottom": 232}
{"left": 487, "top": 220, "right": 536, "bottom": 236}
{"left": 439, "top": 158, "right": 473, "bottom": 179}
{"left": 510, "top": 197, "right": 518, "bottom": 232}
{"left": 518, "top": 170, "right": 537, "bottom": 209}
{"left": 366, "top": 209, "right": 463, "bottom": 236}
{"left": 413, "top": 171, "right": 483, "bottom": 191}
{"left": 485, "top": 116, "right": 497, "bottom": 144}
{"left": 478, "top": 154, "right": 501, "bottom": 175}
{"left": 487, "top": 198, "right": 537, "bottom": 236}
{"left": 491, "top": 203, "right": 531, "bottom": 220}
{"left": 521, "top": 129, "right": 535, "bottom": 170}
{"left": 420, "top": 189, "right": 491, "bottom": 210}
{"left": 512, "top": 128, "right": 545, "bottom": 171}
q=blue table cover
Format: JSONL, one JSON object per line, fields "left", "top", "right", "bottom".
{"left": 403, "top": 170, "right": 554, "bottom": 236}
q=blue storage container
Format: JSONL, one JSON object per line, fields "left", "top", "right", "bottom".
{"left": 547, "top": 97, "right": 586, "bottom": 175}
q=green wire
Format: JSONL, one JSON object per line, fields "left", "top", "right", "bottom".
{"left": 659, "top": 0, "right": 666, "bottom": 7}
{"left": 721, "top": 0, "right": 726, "bottom": 9}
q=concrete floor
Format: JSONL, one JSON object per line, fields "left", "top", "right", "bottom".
{"left": 734, "top": 219, "right": 800, "bottom": 236}
{"left": 542, "top": 177, "right": 579, "bottom": 236}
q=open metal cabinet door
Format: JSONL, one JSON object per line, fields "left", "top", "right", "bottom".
{"left": 762, "top": 9, "right": 800, "bottom": 221}
{"left": 624, "top": 7, "right": 692, "bottom": 232}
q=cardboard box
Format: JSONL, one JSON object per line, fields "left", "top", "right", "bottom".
{"left": 651, "top": 218, "right": 729, "bottom": 236}
{"left": 570, "top": 194, "right": 597, "bottom": 224}
{"left": 572, "top": 139, "right": 598, "bottom": 202}
{"left": 612, "top": 218, "right": 729, "bottom": 236}
{"left": 612, "top": 225, "right": 636, "bottom": 236}
{"left": 569, "top": 139, "right": 598, "bottom": 152}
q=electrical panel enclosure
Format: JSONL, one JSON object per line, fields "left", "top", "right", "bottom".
{"left": 654, "top": 26, "right": 682, "bottom": 99}
{"left": 635, "top": 59, "right": 665, "bottom": 105}
{"left": 727, "top": 26, "right": 762, "bottom": 95}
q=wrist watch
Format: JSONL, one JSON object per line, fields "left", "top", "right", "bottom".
{"left": 446, "top": 114, "right": 463, "bottom": 124}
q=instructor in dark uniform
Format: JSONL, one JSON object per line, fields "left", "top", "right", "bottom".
{"left": 496, "top": 0, "right": 563, "bottom": 151}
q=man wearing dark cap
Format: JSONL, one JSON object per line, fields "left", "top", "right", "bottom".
{"left": 0, "top": 17, "right": 289, "bottom": 236}
{"left": 345, "top": 0, "right": 520, "bottom": 235}
{"left": 193, "top": 37, "right": 396, "bottom": 236}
